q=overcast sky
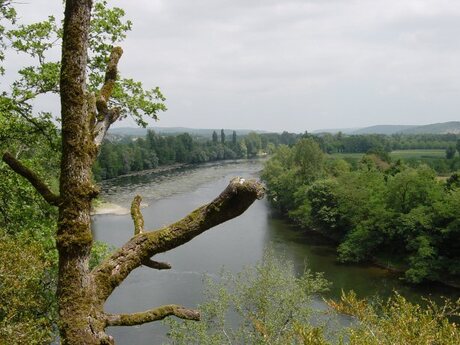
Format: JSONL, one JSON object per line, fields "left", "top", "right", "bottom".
{"left": 6, "top": 0, "right": 460, "bottom": 132}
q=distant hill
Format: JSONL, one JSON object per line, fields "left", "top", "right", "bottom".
{"left": 353, "top": 125, "right": 417, "bottom": 135}
{"left": 399, "top": 121, "right": 460, "bottom": 135}
{"left": 312, "top": 128, "right": 358, "bottom": 134}
{"left": 314, "top": 121, "right": 460, "bottom": 135}
{"left": 108, "top": 126, "right": 269, "bottom": 138}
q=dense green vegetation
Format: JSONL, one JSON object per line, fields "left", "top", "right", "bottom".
{"left": 93, "top": 130, "right": 301, "bottom": 180}
{"left": 262, "top": 138, "right": 460, "bottom": 285}
{"left": 95, "top": 131, "right": 460, "bottom": 181}
{"left": 316, "top": 132, "right": 459, "bottom": 153}
{"left": 166, "top": 252, "right": 460, "bottom": 344}
{"left": 332, "top": 149, "right": 460, "bottom": 175}
{"left": 0, "top": 126, "right": 59, "bottom": 343}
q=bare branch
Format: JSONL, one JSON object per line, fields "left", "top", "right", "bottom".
{"left": 93, "top": 107, "right": 122, "bottom": 147}
{"left": 92, "top": 177, "right": 264, "bottom": 302}
{"left": 92, "top": 46, "right": 123, "bottom": 147}
{"left": 142, "top": 258, "right": 171, "bottom": 270}
{"left": 105, "top": 304, "right": 200, "bottom": 327}
{"left": 131, "top": 195, "right": 144, "bottom": 235}
{"left": 2, "top": 152, "right": 60, "bottom": 206}
{"left": 96, "top": 46, "right": 123, "bottom": 117}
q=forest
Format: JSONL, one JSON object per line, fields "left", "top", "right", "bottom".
{"left": 1, "top": 0, "right": 459, "bottom": 344}
{"left": 262, "top": 137, "right": 460, "bottom": 285}
{"left": 93, "top": 130, "right": 298, "bottom": 180}
{"left": 94, "top": 129, "right": 460, "bottom": 180}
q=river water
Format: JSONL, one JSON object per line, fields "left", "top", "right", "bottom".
{"left": 92, "top": 159, "right": 459, "bottom": 344}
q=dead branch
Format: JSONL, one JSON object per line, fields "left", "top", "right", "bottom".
{"left": 131, "top": 195, "right": 144, "bottom": 235}
{"left": 93, "top": 47, "right": 123, "bottom": 146}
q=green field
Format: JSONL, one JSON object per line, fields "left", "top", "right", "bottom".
{"left": 390, "top": 149, "right": 445, "bottom": 159}
{"left": 329, "top": 152, "right": 365, "bottom": 159}
{"left": 329, "top": 149, "right": 446, "bottom": 160}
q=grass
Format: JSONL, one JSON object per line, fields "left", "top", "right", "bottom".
{"left": 329, "top": 152, "right": 365, "bottom": 159}
{"left": 329, "top": 149, "right": 446, "bottom": 160}
{"left": 390, "top": 149, "right": 445, "bottom": 159}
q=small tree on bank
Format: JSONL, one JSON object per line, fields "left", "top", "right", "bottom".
{"left": 2, "top": 1, "right": 264, "bottom": 344}
{"left": 446, "top": 146, "right": 456, "bottom": 159}
{"left": 220, "top": 128, "right": 225, "bottom": 144}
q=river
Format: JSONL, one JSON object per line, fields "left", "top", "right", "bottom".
{"left": 92, "top": 159, "right": 459, "bottom": 344}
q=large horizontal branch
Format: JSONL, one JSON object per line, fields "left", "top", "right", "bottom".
{"left": 105, "top": 304, "right": 200, "bottom": 327}
{"left": 93, "top": 177, "right": 264, "bottom": 302}
{"left": 2, "top": 152, "right": 60, "bottom": 206}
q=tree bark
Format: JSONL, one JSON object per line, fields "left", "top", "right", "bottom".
{"left": 57, "top": 1, "right": 105, "bottom": 343}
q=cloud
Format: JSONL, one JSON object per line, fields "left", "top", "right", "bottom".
{"left": 5, "top": 0, "right": 460, "bottom": 132}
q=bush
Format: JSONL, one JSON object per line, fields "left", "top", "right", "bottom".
{"left": 165, "top": 251, "right": 330, "bottom": 345}
{"left": 329, "top": 291, "right": 460, "bottom": 345}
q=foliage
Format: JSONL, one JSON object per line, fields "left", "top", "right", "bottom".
{"left": 262, "top": 142, "right": 460, "bottom": 284}
{"left": 316, "top": 132, "right": 459, "bottom": 154}
{"left": 166, "top": 252, "right": 460, "bottom": 345}
{"left": 446, "top": 146, "right": 457, "bottom": 159}
{"left": 328, "top": 291, "right": 460, "bottom": 345}
{"left": 94, "top": 130, "right": 289, "bottom": 180}
{"left": 293, "top": 138, "right": 325, "bottom": 182}
{"left": 165, "top": 251, "right": 330, "bottom": 345}
{"left": 0, "top": 231, "right": 57, "bottom": 345}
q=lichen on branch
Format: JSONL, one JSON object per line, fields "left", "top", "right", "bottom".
{"left": 93, "top": 46, "right": 123, "bottom": 146}
{"left": 96, "top": 46, "right": 123, "bottom": 118}
{"left": 92, "top": 177, "right": 265, "bottom": 303}
{"left": 131, "top": 194, "right": 144, "bottom": 235}
{"left": 105, "top": 304, "right": 200, "bottom": 327}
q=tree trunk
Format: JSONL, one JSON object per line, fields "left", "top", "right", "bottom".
{"left": 57, "top": 0, "right": 106, "bottom": 343}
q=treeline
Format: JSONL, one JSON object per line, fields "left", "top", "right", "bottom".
{"left": 262, "top": 138, "right": 460, "bottom": 285}
{"left": 94, "top": 130, "right": 460, "bottom": 180}
{"left": 316, "top": 132, "right": 459, "bottom": 153}
{"left": 93, "top": 130, "right": 301, "bottom": 180}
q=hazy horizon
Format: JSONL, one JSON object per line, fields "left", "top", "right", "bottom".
{"left": 109, "top": 120, "right": 459, "bottom": 135}
{"left": 4, "top": 1, "right": 460, "bottom": 132}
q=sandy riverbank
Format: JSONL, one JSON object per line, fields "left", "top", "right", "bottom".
{"left": 91, "top": 202, "right": 130, "bottom": 215}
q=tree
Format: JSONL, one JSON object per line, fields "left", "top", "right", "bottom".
{"left": 293, "top": 138, "right": 324, "bottom": 182}
{"left": 232, "top": 130, "right": 237, "bottom": 145}
{"left": 212, "top": 130, "right": 218, "bottom": 143}
{"left": 220, "top": 128, "right": 225, "bottom": 144}
{"left": 166, "top": 251, "right": 330, "bottom": 344}
{"left": 446, "top": 146, "right": 456, "bottom": 159}
{"left": 2, "top": 1, "right": 264, "bottom": 344}
{"left": 245, "top": 131, "right": 262, "bottom": 157}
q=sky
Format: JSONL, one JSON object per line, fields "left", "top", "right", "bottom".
{"left": 5, "top": 0, "right": 460, "bottom": 132}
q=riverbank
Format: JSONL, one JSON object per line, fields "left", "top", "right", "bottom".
{"left": 91, "top": 202, "right": 129, "bottom": 215}
{"left": 97, "top": 162, "right": 189, "bottom": 182}
{"left": 298, "top": 219, "right": 460, "bottom": 290}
